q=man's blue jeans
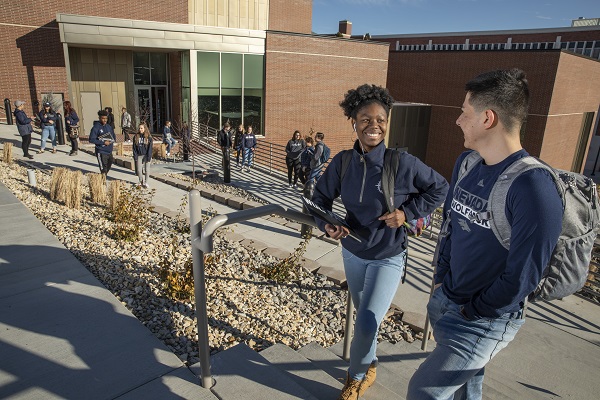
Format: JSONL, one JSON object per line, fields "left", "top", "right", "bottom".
{"left": 342, "top": 247, "right": 406, "bottom": 380}
{"left": 242, "top": 148, "right": 254, "bottom": 167}
{"left": 164, "top": 138, "right": 177, "bottom": 154}
{"left": 407, "top": 287, "right": 525, "bottom": 400}
{"left": 41, "top": 125, "right": 56, "bottom": 150}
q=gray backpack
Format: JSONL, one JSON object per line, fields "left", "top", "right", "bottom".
{"left": 458, "top": 151, "right": 600, "bottom": 302}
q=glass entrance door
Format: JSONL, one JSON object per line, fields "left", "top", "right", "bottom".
{"left": 135, "top": 86, "right": 169, "bottom": 133}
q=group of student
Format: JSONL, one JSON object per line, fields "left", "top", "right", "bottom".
{"left": 14, "top": 69, "right": 566, "bottom": 400}
{"left": 217, "top": 122, "right": 259, "bottom": 172}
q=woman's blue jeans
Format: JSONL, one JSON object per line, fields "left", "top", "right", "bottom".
{"left": 41, "top": 125, "right": 56, "bottom": 150}
{"left": 342, "top": 247, "right": 406, "bottom": 380}
{"left": 164, "top": 138, "right": 177, "bottom": 153}
{"left": 407, "top": 287, "right": 525, "bottom": 400}
{"left": 242, "top": 148, "right": 254, "bottom": 167}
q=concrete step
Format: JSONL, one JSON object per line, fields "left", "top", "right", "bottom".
{"left": 298, "top": 342, "right": 403, "bottom": 400}
{"left": 206, "top": 343, "right": 317, "bottom": 400}
{"left": 329, "top": 341, "right": 409, "bottom": 399}
{"left": 260, "top": 343, "right": 343, "bottom": 400}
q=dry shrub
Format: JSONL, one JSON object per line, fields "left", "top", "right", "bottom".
{"left": 160, "top": 143, "right": 167, "bottom": 158}
{"left": 49, "top": 168, "right": 82, "bottom": 209}
{"left": 106, "top": 185, "right": 154, "bottom": 241}
{"left": 152, "top": 145, "right": 160, "bottom": 159}
{"left": 50, "top": 167, "right": 68, "bottom": 200}
{"left": 88, "top": 172, "right": 107, "bottom": 204}
{"left": 109, "top": 180, "right": 121, "bottom": 210}
{"left": 3, "top": 143, "right": 13, "bottom": 164}
{"left": 116, "top": 142, "right": 123, "bottom": 156}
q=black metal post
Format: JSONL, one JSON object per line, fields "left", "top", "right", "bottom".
{"left": 55, "top": 113, "right": 65, "bottom": 146}
{"left": 223, "top": 148, "right": 231, "bottom": 183}
{"left": 4, "top": 99, "right": 13, "bottom": 125}
{"left": 592, "top": 141, "right": 600, "bottom": 176}
{"left": 301, "top": 180, "right": 316, "bottom": 237}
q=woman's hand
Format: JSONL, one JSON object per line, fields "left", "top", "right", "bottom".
{"left": 378, "top": 209, "right": 406, "bottom": 228}
{"left": 325, "top": 224, "right": 350, "bottom": 240}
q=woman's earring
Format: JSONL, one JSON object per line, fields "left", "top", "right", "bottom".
{"left": 353, "top": 123, "right": 356, "bottom": 132}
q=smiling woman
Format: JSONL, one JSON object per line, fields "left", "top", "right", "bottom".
{"left": 310, "top": 84, "right": 449, "bottom": 399}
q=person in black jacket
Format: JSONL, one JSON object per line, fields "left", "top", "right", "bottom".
{"left": 311, "top": 84, "right": 448, "bottom": 399}
{"left": 233, "top": 124, "right": 244, "bottom": 167}
{"left": 285, "top": 130, "right": 306, "bottom": 188}
{"left": 63, "top": 101, "right": 80, "bottom": 156}
{"left": 217, "top": 122, "right": 233, "bottom": 152}
{"left": 13, "top": 100, "right": 34, "bottom": 159}
{"left": 240, "top": 125, "right": 257, "bottom": 172}
{"left": 38, "top": 102, "right": 58, "bottom": 154}
{"left": 132, "top": 123, "right": 153, "bottom": 188}
{"left": 105, "top": 107, "right": 115, "bottom": 131}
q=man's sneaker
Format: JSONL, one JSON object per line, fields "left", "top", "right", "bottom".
{"left": 289, "top": 184, "right": 293, "bottom": 188}
{"left": 142, "top": 183, "right": 149, "bottom": 189}
{"left": 166, "top": 152, "right": 170, "bottom": 157}
{"left": 359, "top": 363, "right": 377, "bottom": 396}
{"left": 293, "top": 184, "right": 298, "bottom": 189}
{"left": 37, "top": 150, "right": 44, "bottom": 154}
{"left": 337, "top": 374, "right": 363, "bottom": 400}
{"left": 26, "top": 154, "right": 34, "bottom": 159}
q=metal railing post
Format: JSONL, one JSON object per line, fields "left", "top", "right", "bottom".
{"left": 189, "top": 190, "right": 213, "bottom": 388}
{"left": 343, "top": 293, "right": 354, "bottom": 361}
{"left": 269, "top": 143, "right": 272, "bottom": 175}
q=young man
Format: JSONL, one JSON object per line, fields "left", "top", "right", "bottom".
{"left": 89, "top": 109, "right": 116, "bottom": 178}
{"left": 121, "top": 107, "right": 132, "bottom": 142}
{"left": 309, "top": 132, "right": 327, "bottom": 182}
{"left": 217, "top": 122, "right": 233, "bottom": 153}
{"left": 407, "top": 69, "right": 563, "bottom": 399}
{"left": 163, "top": 120, "right": 177, "bottom": 157}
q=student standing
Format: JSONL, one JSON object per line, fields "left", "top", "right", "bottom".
{"left": 311, "top": 84, "right": 448, "bottom": 400}
{"left": 240, "top": 125, "right": 257, "bottom": 172}
{"left": 407, "top": 69, "right": 563, "bottom": 400}
{"left": 285, "top": 130, "right": 306, "bottom": 188}
{"left": 132, "top": 123, "right": 153, "bottom": 188}
{"left": 13, "top": 100, "right": 34, "bottom": 159}
{"left": 38, "top": 102, "right": 58, "bottom": 154}
{"left": 63, "top": 101, "right": 80, "bottom": 156}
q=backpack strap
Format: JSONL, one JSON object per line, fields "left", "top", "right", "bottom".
{"left": 457, "top": 150, "right": 483, "bottom": 185}
{"left": 339, "top": 150, "right": 353, "bottom": 182}
{"left": 486, "top": 156, "right": 563, "bottom": 250}
{"left": 382, "top": 149, "right": 400, "bottom": 214}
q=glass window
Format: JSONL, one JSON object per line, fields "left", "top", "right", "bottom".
{"left": 221, "top": 53, "right": 243, "bottom": 88}
{"left": 197, "top": 52, "right": 220, "bottom": 88}
{"left": 134, "top": 53, "right": 150, "bottom": 85}
{"left": 151, "top": 53, "right": 168, "bottom": 85}
{"left": 244, "top": 54, "right": 264, "bottom": 134}
{"left": 244, "top": 55, "right": 264, "bottom": 89}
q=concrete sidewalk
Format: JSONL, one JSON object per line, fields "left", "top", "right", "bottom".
{"left": 2, "top": 123, "right": 600, "bottom": 399}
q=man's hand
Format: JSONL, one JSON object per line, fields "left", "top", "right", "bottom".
{"left": 325, "top": 223, "right": 350, "bottom": 240}
{"left": 104, "top": 141, "right": 111, "bottom": 146}
{"left": 378, "top": 209, "right": 406, "bottom": 228}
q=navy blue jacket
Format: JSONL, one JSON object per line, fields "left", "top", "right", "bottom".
{"left": 436, "top": 150, "right": 563, "bottom": 319}
{"left": 64, "top": 110, "right": 79, "bottom": 133}
{"left": 312, "top": 140, "right": 448, "bottom": 260}
{"left": 38, "top": 109, "right": 57, "bottom": 127}
{"left": 14, "top": 108, "right": 33, "bottom": 136}
{"left": 132, "top": 134, "right": 153, "bottom": 161}
{"left": 89, "top": 121, "right": 116, "bottom": 155}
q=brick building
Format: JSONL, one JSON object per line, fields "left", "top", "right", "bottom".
{"left": 0, "top": 0, "right": 388, "bottom": 158}
{"left": 373, "top": 22, "right": 600, "bottom": 178}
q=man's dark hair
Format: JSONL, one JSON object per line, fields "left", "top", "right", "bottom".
{"left": 465, "top": 68, "right": 529, "bottom": 132}
{"left": 340, "top": 84, "right": 395, "bottom": 120}
{"left": 315, "top": 132, "right": 325, "bottom": 140}
{"left": 98, "top": 110, "right": 108, "bottom": 117}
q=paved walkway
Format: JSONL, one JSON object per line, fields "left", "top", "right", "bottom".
{"left": 1, "top": 124, "right": 600, "bottom": 399}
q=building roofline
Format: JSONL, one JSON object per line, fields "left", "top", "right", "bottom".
{"left": 372, "top": 24, "right": 600, "bottom": 39}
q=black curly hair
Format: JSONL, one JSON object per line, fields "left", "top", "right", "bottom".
{"left": 339, "top": 84, "right": 395, "bottom": 120}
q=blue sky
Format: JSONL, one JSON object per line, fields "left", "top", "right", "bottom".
{"left": 312, "top": 0, "right": 600, "bottom": 36}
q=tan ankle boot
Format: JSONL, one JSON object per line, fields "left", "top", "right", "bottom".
{"left": 337, "top": 374, "right": 363, "bottom": 400}
{"left": 359, "top": 363, "right": 377, "bottom": 396}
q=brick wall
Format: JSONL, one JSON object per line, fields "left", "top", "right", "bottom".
{"left": 387, "top": 50, "right": 562, "bottom": 179}
{"left": 268, "top": 0, "right": 312, "bottom": 34}
{"left": 540, "top": 52, "right": 600, "bottom": 171}
{"left": 264, "top": 32, "right": 389, "bottom": 159}
{"left": 1, "top": 1, "right": 187, "bottom": 115}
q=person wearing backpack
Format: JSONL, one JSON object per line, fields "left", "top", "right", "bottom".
{"left": 309, "top": 132, "right": 329, "bottom": 182}
{"left": 300, "top": 136, "right": 315, "bottom": 184}
{"left": 311, "top": 84, "right": 448, "bottom": 400}
{"left": 407, "top": 69, "right": 564, "bottom": 400}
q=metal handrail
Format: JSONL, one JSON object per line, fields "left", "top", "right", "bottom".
{"left": 189, "top": 189, "right": 354, "bottom": 388}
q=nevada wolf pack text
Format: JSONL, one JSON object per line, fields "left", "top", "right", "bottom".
{"left": 451, "top": 185, "right": 491, "bottom": 229}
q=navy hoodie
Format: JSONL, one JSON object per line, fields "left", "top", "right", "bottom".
{"left": 89, "top": 121, "right": 116, "bottom": 155}
{"left": 132, "top": 134, "right": 153, "bottom": 161}
{"left": 436, "top": 150, "right": 563, "bottom": 320}
{"left": 312, "top": 140, "right": 448, "bottom": 260}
